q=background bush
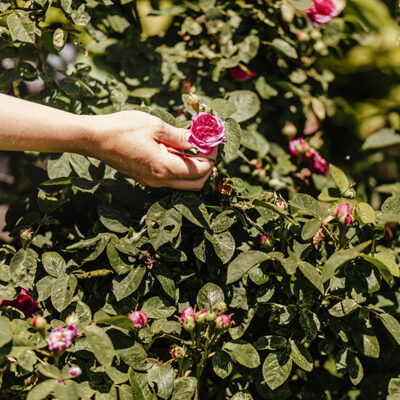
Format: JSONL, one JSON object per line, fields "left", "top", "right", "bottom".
{"left": 1, "top": 0, "right": 400, "bottom": 399}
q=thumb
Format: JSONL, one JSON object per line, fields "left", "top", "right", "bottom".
{"left": 155, "top": 122, "right": 192, "bottom": 150}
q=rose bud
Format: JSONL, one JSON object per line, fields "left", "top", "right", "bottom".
{"left": 189, "top": 112, "right": 225, "bottom": 154}
{"left": 32, "top": 315, "right": 47, "bottom": 330}
{"left": 213, "top": 301, "right": 227, "bottom": 314}
{"left": 183, "top": 319, "right": 196, "bottom": 332}
{"left": 65, "top": 313, "right": 79, "bottom": 326}
{"left": 297, "top": 32, "right": 310, "bottom": 41}
{"left": 334, "top": 203, "right": 354, "bottom": 225}
{"left": 305, "top": 0, "right": 339, "bottom": 27}
{"left": 229, "top": 66, "right": 257, "bottom": 82}
{"left": 276, "top": 199, "right": 287, "bottom": 210}
{"left": 205, "top": 310, "right": 217, "bottom": 322}
{"left": 20, "top": 228, "right": 34, "bottom": 241}
{"left": 288, "top": 138, "right": 315, "bottom": 159}
{"left": 179, "top": 307, "right": 195, "bottom": 323}
{"left": 195, "top": 309, "right": 207, "bottom": 324}
{"left": 311, "top": 151, "right": 329, "bottom": 175}
{"left": 187, "top": 94, "right": 201, "bottom": 114}
{"left": 261, "top": 233, "right": 274, "bottom": 249}
{"left": 171, "top": 346, "right": 186, "bottom": 359}
{"left": 215, "top": 314, "right": 232, "bottom": 329}
{"left": 69, "top": 366, "right": 82, "bottom": 377}
{"left": 128, "top": 310, "right": 148, "bottom": 329}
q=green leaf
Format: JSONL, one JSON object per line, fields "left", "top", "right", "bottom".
{"left": 361, "top": 254, "right": 394, "bottom": 286}
{"left": 388, "top": 378, "right": 400, "bottom": 400}
{"left": 356, "top": 202, "right": 376, "bottom": 225}
{"left": 352, "top": 331, "right": 380, "bottom": 358}
{"left": 53, "top": 28, "right": 67, "bottom": 51}
{"left": 298, "top": 262, "right": 324, "bottom": 294}
{"left": 330, "top": 165, "right": 350, "bottom": 194}
{"left": 223, "top": 341, "right": 260, "bottom": 369}
{"left": 174, "top": 193, "right": 210, "bottom": 228}
{"left": 375, "top": 251, "right": 399, "bottom": 277}
{"left": 254, "top": 335, "right": 287, "bottom": 351}
{"left": 205, "top": 230, "right": 235, "bottom": 264}
{"left": 290, "top": 193, "right": 323, "bottom": 218}
{"left": 51, "top": 274, "right": 77, "bottom": 312}
{"left": 301, "top": 218, "right": 321, "bottom": 240}
{"left": 68, "top": 153, "right": 92, "bottom": 180}
{"left": 379, "top": 313, "right": 400, "bottom": 344}
{"left": 147, "top": 364, "right": 175, "bottom": 399}
{"left": 52, "top": 381, "right": 79, "bottom": 400}
{"left": 348, "top": 354, "right": 363, "bottom": 386}
{"left": 97, "top": 316, "right": 135, "bottom": 331}
{"left": 262, "top": 351, "right": 293, "bottom": 390}
{"left": 98, "top": 204, "right": 131, "bottom": 233}
{"left": 362, "top": 128, "right": 400, "bottom": 150}
{"left": 155, "top": 265, "right": 176, "bottom": 300}
{"left": 211, "top": 99, "right": 237, "bottom": 119}
{"left": 211, "top": 211, "right": 235, "bottom": 233}
{"left": 10, "top": 249, "right": 37, "bottom": 288}
{"left": 141, "top": 297, "right": 175, "bottom": 319}
{"left": 27, "top": 380, "right": 57, "bottom": 400}
{"left": 47, "top": 154, "right": 72, "bottom": 179}
{"left": 106, "top": 242, "right": 131, "bottom": 275}
{"left": 85, "top": 325, "right": 114, "bottom": 367}
{"left": 255, "top": 76, "right": 278, "bottom": 99}
{"left": 7, "top": 13, "right": 35, "bottom": 44}
{"left": 328, "top": 299, "right": 360, "bottom": 317}
{"left": 318, "top": 187, "right": 341, "bottom": 202}
{"left": 42, "top": 252, "right": 66, "bottom": 278}
{"left": 227, "top": 90, "right": 261, "bottom": 122}
{"left": 112, "top": 266, "right": 146, "bottom": 301}
{"left": 227, "top": 251, "right": 283, "bottom": 284}
{"left": 270, "top": 38, "right": 297, "bottom": 58}
{"left": 321, "top": 241, "right": 371, "bottom": 282}
{"left": 241, "top": 128, "right": 270, "bottom": 155}
{"left": 129, "top": 87, "right": 160, "bottom": 99}
{"left": 197, "top": 283, "right": 225, "bottom": 310}
{"left": 0, "top": 317, "right": 12, "bottom": 347}
{"left": 382, "top": 196, "right": 400, "bottom": 214}
{"left": 212, "top": 351, "right": 233, "bottom": 379}
{"left": 147, "top": 203, "right": 182, "bottom": 251}
{"left": 129, "top": 369, "right": 157, "bottom": 400}
{"left": 289, "top": 0, "right": 313, "bottom": 10}
{"left": 223, "top": 118, "right": 242, "bottom": 163}
{"left": 171, "top": 377, "right": 197, "bottom": 400}
{"left": 289, "top": 340, "right": 313, "bottom": 371}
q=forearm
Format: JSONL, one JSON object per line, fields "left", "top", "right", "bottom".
{"left": 0, "top": 94, "right": 93, "bottom": 154}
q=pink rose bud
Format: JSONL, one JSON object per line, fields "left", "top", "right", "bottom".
{"left": 179, "top": 306, "right": 195, "bottom": 323}
{"left": 32, "top": 315, "right": 47, "bottom": 330}
{"left": 297, "top": 32, "right": 310, "bottom": 41}
{"left": 261, "top": 233, "right": 274, "bottom": 248}
{"left": 195, "top": 309, "right": 207, "bottom": 324}
{"left": 305, "top": 0, "right": 339, "bottom": 27}
{"left": 69, "top": 366, "right": 82, "bottom": 376}
{"left": 215, "top": 314, "right": 232, "bottom": 329}
{"left": 20, "top": 228, "right": 34, "bottom": 241}
{"left": 289, "top": 138, "right": 315, "bottom": 159}
{"left": 189, "top": 113, "right": 225, "bottom": 154}
{"left": 183, "top": 319, "right": 196, "bottom": 332}
{"left": 229, "top": 66, "right": 257, "bottom": 81}
{"left": 205, "top": 310, "right": 217, "bottom": 322}
{"left": 0, "top": 289, "right": 39, "bottom": 317}
{"left": 311, "top": 151, "right": 329, "bottom": 175}
{"left": 334, "top": 203, "right": 354, "bottom": 225}
{"left": 171, "top": 346, "right": 186, "bottom": 359}
{"left": 128, "top": 310, "right": 148, "bottom": 329}
{"left": 276, "top": 199, "right": 287, "bottom": 210}
{"left": 65, "top": 313, "right": 79, "bottom": 326}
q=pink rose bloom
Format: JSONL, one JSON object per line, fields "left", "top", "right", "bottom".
{"left": 215, "top": 314, "right": 232, "bottom": 329}
{"left": 0, "top": 289, "right": 39, "bottom": 317}
{"left": 179, "top": 306, "right": 195, "bottom": 323}
{"left": 46, "top": 326, "right": 67, "bottom": 352}
{"left": 334, "top": 203, "right": 354, "bottom": 225}
{"left": 63, "top": 324, "right": 79, "bottom": 348}
{"left": 289, "top": 138, "right": 315, "bottom": 159}
{"left": 69, "top": 366, "right": 82, "bottom": 376}
{"left": 305, "top": 0, "right": 339, "bottom": 27}
{"left": 311, "top": 151, "right": 329, "bottom": 174}
{"left": 229, "top": 66, "right": 257, "bottom": 81}
{"left": 128, "top": 310, "right": 148, "bottom": 328}
{"left": 189, "top": 113, "right": 225, "bottom": 154}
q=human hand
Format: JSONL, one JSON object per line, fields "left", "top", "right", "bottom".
{"left": 85, "top": 110, "right": 216, "bottom": 190}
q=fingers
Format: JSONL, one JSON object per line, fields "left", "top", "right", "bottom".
{"left": 154, "top": 122, "right": 193, "bottom": 150}
{"left": 164, "top": 171, "right": 212, "bottom": 191}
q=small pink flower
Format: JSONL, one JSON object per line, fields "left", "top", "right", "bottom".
{"left": 0, "top": 289, "right": 39, "bottom": 317}
{"left": 276, "top": 200, "right": 287, "bottom": 209}
{"left": 128, "top": 310, "right": 148, "bottom": 328}
{"left": 69, "top": 366, "right": 82, "bottom": 376}
{"left": 334, "top": 203, "right": 354, "bottom": 225}
{"left": 189, "top": 113, "right": 225, "bottom": 154}
{"left": 171, "top": 346, "right": 186, "bottom": 359}
{"left": 311, "top": 151, "right": 329, "bottom": 174}
{"left": 63, "top": 325, "right": 79, "bottom": 348}
{"left": 46, "top": 324, "right": 78, "bottom": 352}
{"left": 229, "top": 66, "right": 257, "bottom": 81}
{"left": 215, "top": 314, "right": 232, "bottom": 329}
{"left": 289, "top": 138, "right": 315, "bottom": 159}
{"left": 305, "top": 0, "right": 339, "bottom": 27}
{"left": 179, "top": 306, "right": 195, "bottom": 323}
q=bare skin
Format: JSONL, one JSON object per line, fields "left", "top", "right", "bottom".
{"left": 0, "top": 94, "right": 216, "bottom": 190}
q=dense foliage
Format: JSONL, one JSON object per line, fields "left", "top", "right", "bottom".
{"left": 1, "top": 0, "right": 400, "bottom": 399}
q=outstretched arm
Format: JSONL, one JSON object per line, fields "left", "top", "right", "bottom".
{"left": 0, "top": 94, "right": 215, "bottom": 190}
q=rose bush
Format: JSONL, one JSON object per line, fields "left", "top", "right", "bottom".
{"left": 0, "top": 0, "right": 400, "bottom": 399}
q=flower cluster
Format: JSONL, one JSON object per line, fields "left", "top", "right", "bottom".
{"left": 189, "top": 113, "right": 226, "bottom": 154}
{"left": 289, "top": 137, "right": 329, "bottom": 175}
{"left": 306, "top": 0, "right": 339, "bottom": 27}
{"left": 128, "top": 310, "right": 148, "bottom": 328}
{"left": 178, "top": 305, "right": 232, "bottom": 331}
{"left": 0, "top": 289, "right": 39, "bottom": 317}
{"left": 46, "top": 324, "right": 79, "bottom": 352}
